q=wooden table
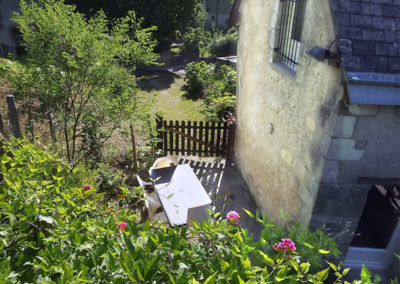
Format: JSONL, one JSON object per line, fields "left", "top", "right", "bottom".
{"left": 149, "top": 164, "right": 211, "bottom": 226}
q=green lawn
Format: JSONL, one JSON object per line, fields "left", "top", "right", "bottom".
{"left": 138, "top": 71, "right": 205, "bottom": 121}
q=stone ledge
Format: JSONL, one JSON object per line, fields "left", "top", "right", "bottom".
{"left": 327, "top": 139, "right": 365, "bottom": 161}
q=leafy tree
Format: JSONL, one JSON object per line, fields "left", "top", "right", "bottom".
{"left": 66, "top": 0, "right": 207, "bottom": 50}
{"left": 1, "top": 0, "right": 158, "bottom": 166}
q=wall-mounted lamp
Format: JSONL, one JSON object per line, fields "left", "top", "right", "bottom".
{"left": 308, "top": 46, "right": 336, "bottom": 61}
{"left": 307, "top": 40, "right": 340, "bottom": 67}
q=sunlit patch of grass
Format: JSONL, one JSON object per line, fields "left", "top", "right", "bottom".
{"left": 140, "top": 74, "right": 205, "bottom": 121}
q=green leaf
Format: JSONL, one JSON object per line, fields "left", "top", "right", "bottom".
{"left": 326, "top": 261, "right": 337, "bottom": 272}
{"left": 61, "top": 262, "right": 73, "bottom": 283}
{"left": 204, "top": 271, "right": 218, "bottom": 284}
{"left": 241, "top": 258, "right": 251, "bottom": 269}
{"left": 316, "top": 268, "right": 330, "bottom": 281}
{"left": 259, "top": 251, "right": 274, "bottom": 266}
{"left": 303, "top": 242, "right": 314, "bottom": 249}
{"left": 144, "top": 256, "right": 159, "bottom": 280}
{"left": 94, "top": 192, "right": 105, "bottom": 201}
{"left": 342, "top": 268, "right": 350, "bottom": 276}
{"left": 243, "top": 208, "right": 254, "bottom": 218}
{"left": 237, "top": 275, "right": 245, "bottom": 284}
{"left": 213, "top": 212, "right": 221, "bottom": 219}
{"left": 256, "top": 209, "right": 263, "bottom": 223}
{"left": 318, "top": 249, "right": 330, "bottom": 254}
{"left": 289, "top": 260, "right": 298, "bottom": 271}
{"left": 300, "top": 262, "right": 309, "bottom": 274}
{"left": 361, "top": 265, "right": 372, "bottom": 280}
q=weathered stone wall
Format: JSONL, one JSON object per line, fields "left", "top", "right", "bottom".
{"left": 236, "top": 0, "right": 343, "bottom": 224}
{"left": 310, "top": 103, "right": 400, "bottom": 254}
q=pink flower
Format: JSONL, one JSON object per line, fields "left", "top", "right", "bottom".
{"left": 226, "top": 210, "right": 240, "bottom": 223}
{"left": 125, "top": 165, "right": 129, "bottom": 169}
{"left": 83, "top": 184, "right": 91, "bottom": 191}
{"left": 117, "top": 222, "right": 127, "bottom": 231}
{"left": 273, "top": 238, "right": 296, "bottom": 252}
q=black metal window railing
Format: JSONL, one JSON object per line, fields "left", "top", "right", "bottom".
{"left": 274, "top": 0, "right": 306, "bottom": 72}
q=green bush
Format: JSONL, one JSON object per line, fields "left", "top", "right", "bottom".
{"left": 183, "top": 61, "right": 237, "bottom": 121}
{"left": 183, "top": 61, "right": 211, "bottom": 98}
{"left": 0, "top": 139, "right": 378, "bottom": 283}
{"left": 95, "top": 163, "right": 126, "bottom": 198}
{"left": 207, "top": 28, "right": 238, "bottom": 57}
{"left": 181, "top": 27, "right": 211, "bottom": 54}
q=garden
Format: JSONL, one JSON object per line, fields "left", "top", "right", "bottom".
{"left": 0, "top": 0, "right": 387, "bottom": 282}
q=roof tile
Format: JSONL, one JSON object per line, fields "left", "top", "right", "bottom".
{"left": 330, "top": 0, "right": 400, "bottom": 72}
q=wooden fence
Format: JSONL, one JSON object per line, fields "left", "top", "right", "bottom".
{"left": 155, "top": 115, "right": 236, "bottom": 160}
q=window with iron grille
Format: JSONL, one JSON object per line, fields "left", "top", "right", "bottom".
{"left": 274, "top": 0, "right": 306, "bottom": 72}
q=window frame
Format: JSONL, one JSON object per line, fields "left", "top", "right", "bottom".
{"left": 273, "top": 0, "right": 306, "bottom": 72}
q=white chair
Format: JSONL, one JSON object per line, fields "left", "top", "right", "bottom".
{"left": 137, "top": 175, "right": 168, "bottom": 224}
{"left": 136, "top": 175, "right": 152, "bottom": 187}
{"left": 151, "top": 156, "right": 178, "bottom": 170}
{"left": 187, "top": 204, "right": 213, "bottom": 227}
{"left": 143, "top": 192, "right": 168, "bottom": 223}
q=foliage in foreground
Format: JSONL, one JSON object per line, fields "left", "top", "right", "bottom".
{"left": 1, "top": 0, "right": 158, "bottom": 166}
{"left": 0, "top": 139, "right": 380, "bottom": 283}
{"left": 184, "top": 61, "right": 237, "bottom": 121}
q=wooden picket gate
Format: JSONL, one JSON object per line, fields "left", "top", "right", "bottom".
{"left": 155, "top": 115, "right": 236, "bottom": 160}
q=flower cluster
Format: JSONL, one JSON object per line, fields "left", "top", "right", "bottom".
{"left": 117, "top": 222, "right": 127, "bottom": 231}
{"left": 224, "top": 113, "right": 236, "bottom": 124}
{"left": 226, "top": 210, "right": 240, "bottom": 224}
{"left": 82, "top": 184, "right": 92, "bottom": 197}
{"left": 273, "top": 238, "right": 296, "bottom": 252}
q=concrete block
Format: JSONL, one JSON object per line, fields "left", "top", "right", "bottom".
{"left": 338, "top": 161, "right": 362, "bottom": 184}
{"left": 321, "top": 160, "right": 340, "bottom": 182}
{"left": 327, "top": 139, "right": 365, "bottom": 161}
{"left": 312, "top": 183, "right": 367, "bottom": 218}
{"left": 333, "top": 116, "right": 357, "bottom": 138}
{"left": 347, "top": 104, "right": 378, "bottom": 116}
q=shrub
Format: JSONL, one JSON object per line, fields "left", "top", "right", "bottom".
{"left": 95, "top": 163, "right": 126, "bottom": 198}
{"left": 181, "top": 27, "right": 211, "bottom": 54}
{"left": 183, "top": 62, "right": 237, "bottom": 121}
{"left": 207, "top": 27, "right": 238, "bottom": 57}
{"left": 0, "top": 139, "right": 377, "bottom": 283}
{"left": 203, "top": 95, "right": 236, "bottom": 121}
{"left": 183, "top": 61, "right": 211, "bottom": 98}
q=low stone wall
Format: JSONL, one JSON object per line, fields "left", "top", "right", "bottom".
{"left": 310, "top": 102, "right": 400, "bottom": 256}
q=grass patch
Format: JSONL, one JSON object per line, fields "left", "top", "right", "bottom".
{"left": 138, "top": 71, "right": 205, "bottom": 121}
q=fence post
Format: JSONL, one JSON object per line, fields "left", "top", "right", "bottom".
{"left": 0, "top": 109, "right": 6, "bottom": 137}
{"left": 129, "top": 122, "right": 138, "bottom": 172}
{"left": 226, "top": 123, "right": 236, "bottom": 162}
{"left": 6, "top": 95, "right": 22, "bottom": 138}
{"left": 155, "top": 114, "right": 163, "bottom": 154}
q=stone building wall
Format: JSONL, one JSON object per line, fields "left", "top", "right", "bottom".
{"left": 310, "top": 103, "right": 400, "bottom": 254}
{"left": 235, "top": 0, "right": 343, "bottom": 224}
{"left": 0, "top": 0, "right": 20, "bottom": 56}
